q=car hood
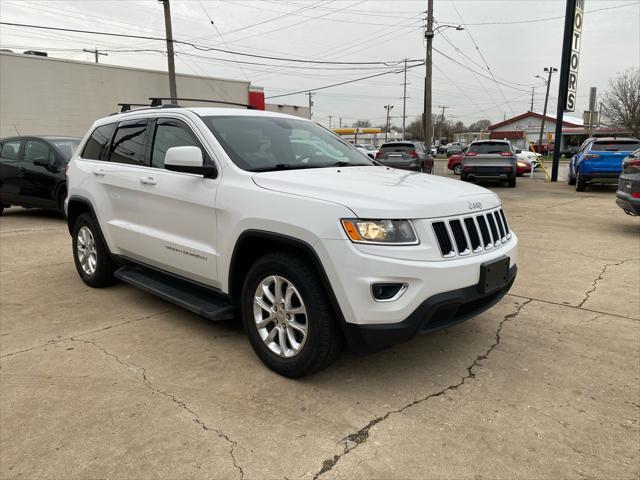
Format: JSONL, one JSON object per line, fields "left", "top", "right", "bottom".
{"left": 252, "top": 166, "right": 500, "bottom": 218}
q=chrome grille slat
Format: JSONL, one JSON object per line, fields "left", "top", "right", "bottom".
{"left": 431, "top": 207, "right": 511, "bottom": 258}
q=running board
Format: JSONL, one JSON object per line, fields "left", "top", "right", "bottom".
{"left": 114, "top": 265, "right": 235, "bottom": 321}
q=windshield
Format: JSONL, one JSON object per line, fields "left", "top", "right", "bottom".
{"left": 468, "top": 142, "right": 511, "bottom": 154}
{"left": 202, "top": 116, "right": 374, "bottom": 172}
{"left": 591, "top": 140, "right": 640, "bottom": 152}
{"left": 51, "top": 140, "right": 80, "bottom": 161}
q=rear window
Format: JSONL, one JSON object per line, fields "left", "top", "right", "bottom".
{"left": 468, "top": 142, "right": 511, "bottom": 154}
{"left": 379, "top": 143, "right": 416, "bottom": 153}
{"left": 82, "top": 124, "right": 116, "bottom": 161}
{"left": 591, "top": 140, "right": 640, "bottom": 152}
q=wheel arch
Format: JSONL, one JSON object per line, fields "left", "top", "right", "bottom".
{"left": 228, "top": 230, "right": 351, "bottom": 343}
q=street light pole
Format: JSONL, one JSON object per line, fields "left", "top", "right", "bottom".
{"left": 423, "top": 0, "right": 433, "bottom": 147}
{"left": 159, "top": 0, "right": 178, "bottom": 104}
{"left": 402, "top": 58, "right": 408, "bottom": 140}
{"left": 384, "top": 105, "right": 394, "bottom": 142}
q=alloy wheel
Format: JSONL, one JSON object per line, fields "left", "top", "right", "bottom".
{"left": 77, "top": 226, "right": 98, "bottom": 275}
{"left": 253, "top": 275, "right": 308, "bottom": 358}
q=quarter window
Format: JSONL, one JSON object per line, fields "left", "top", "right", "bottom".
{"left": 82, "top": 123, "right": 116, "bottom": 161}
{"left": 110, "top": 122, "right": 149, "bottom": 166}
{"left": 151, "top": 121, "right": 201, "bottom": 168}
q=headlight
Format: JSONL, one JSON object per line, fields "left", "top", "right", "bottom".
{"left": 517, "top": 161, "right": 527, "bottom": 167}
{"left": 341, "top": 219, "right": 419, "bottom": 245}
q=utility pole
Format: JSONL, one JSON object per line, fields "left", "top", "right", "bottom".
{"left": 402, "top": 58, "right": 408, "bottom": 140}
{"left": 339, "top": 117, "right": 342, "bottom": 128}
{"left": 384, "top": 105, "right": 394, "bottom": 142}
{"left": 159, "top": 0, "right": 178, "bottom": 104}
{"left": 306, "top": 92, "right": 316, "bottom": 119}
{"left": 437, "top": 105, "right": 447, "bottom": 144}
{"left": 83, "top": 47, "right": 107, "bottom": 63}
{"left": 537, "top": 67, "right": 557, "bottom": 155}
{"left": 423, "top": 0, "right": 434, "bottom": 147}
{"left": 328, "top": 115, "right": 333, "bottom": 129}
{"left": 530, "top": 85, "right": 535, "bottom": 111}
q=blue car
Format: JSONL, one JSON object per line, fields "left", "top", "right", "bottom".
{"left": 568, "top": 137, "right": 640, "bottom": 191}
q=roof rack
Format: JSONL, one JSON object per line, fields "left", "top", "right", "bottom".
{"left": 149, "top": 97, "right": 256, "bottom": 109}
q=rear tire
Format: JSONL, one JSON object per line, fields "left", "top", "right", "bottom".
{"left": 241, "top": 252, "right": 342, "bottom": 377}
{"left": 576, "top": 174, "right": 586, "bottom": 192}
{"left": 508, "top": 177, "right": 517, "bottom": 188}
{"left": 72, "top": 213, "right": 116, "bottom": 288}
{"left": 568, "top": 172, "right": 576, "bottom": 186}
{"left": 453, "top": 164, "right": 462, "bottom": 175}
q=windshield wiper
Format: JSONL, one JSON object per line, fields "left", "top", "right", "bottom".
{"left": 250, "top": 163, "right": 321, "bottom": 172}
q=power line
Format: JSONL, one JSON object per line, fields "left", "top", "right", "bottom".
{"left": 265, "top": 62, "right": 425, "bottom": 99}
{"left": 0, "top": 21, "right": 422, "bottom": 66}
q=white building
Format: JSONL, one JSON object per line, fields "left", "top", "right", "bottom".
{"left": 0, "top": 52, "right": 308, "bottom": 139}
{"left": 488, "top": 111, "right": 584, "bottom": 150}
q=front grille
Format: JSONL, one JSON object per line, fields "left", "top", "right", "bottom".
{"left": 432, "top": 207, "right": 512, "bottom": 258}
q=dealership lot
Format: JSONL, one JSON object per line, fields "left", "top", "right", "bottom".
{"left": 1, "top": 178, "right": 638, "bottom": 479}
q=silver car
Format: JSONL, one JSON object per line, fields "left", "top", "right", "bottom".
{"left": 461, "top": 140, "right": 517, "bottom": 188}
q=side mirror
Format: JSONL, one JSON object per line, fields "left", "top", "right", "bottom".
{"left": 164, "top": 146, "right": 216, "bottom": 178}
{"left": 515, "top": 149, "right": 522, "bottom": 154}
{"left": 33, "top": 158, "right": 50, "bottom": 168}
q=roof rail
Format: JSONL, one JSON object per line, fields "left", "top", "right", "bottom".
{"left": 148, "top": 97, "right": 256, "bottom": 109}
{"left": 118, "top": 103, "right": 150, "bottom": 113}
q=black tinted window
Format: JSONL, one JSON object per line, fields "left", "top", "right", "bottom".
{"left": 591, "top": 140, "right": 640, "bottom": 152}
{"left": 24, "top": 140, "right": 54, "bottom": 164}
{"left": 82, "top": 124, "right": 116, "bottom": 161}
{"left": 151, "top": 121, "right": 200, "bottom": 168}
{"left": 110, "top": 122, "right": 149, "bottom": 166}
{"left": 469, "top": 142, "right": 511, "bottom": 154}
{"left": 379, "top": 143, "right": 416, "bottom": 153}
{"left": 0, "top": 140, "right": 22, "bottom": 161}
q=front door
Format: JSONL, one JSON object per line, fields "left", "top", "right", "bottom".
{"left": 132, "top": 117, "right": 219, "bottom": 287}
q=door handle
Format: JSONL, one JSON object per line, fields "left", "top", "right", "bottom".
{"left": 140, "top": 176, "right": 157, "bottom": 186}
{"left": 93, "top": 168, "right": 106, "bottom": 176}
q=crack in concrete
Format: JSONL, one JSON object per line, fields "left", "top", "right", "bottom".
{"left": 70, "top": 336, "right": 244, "bottom": 480}
{"left": 576, "top": 258, "right": 639, "bottom": 309}
{"left": 0, "top": 309, "right": 177, "bottom": 359}
{"left": 312, "top": 298, "right": 533, "bottom": 479}
{"left": 506, "top": 293, "right": 640, "bottom": 321}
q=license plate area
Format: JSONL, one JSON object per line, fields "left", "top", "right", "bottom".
{"left": 478, "top": 257, "right": 510, "bottom": 293}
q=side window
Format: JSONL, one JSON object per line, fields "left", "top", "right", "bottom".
{"left": 151, "top": 119, "right": 201, "bottom": 169}
{"left": 82, "top": 123, "right": 116, "bottom": 161}
{"left": 24, "top": 140, "right": 53, "bottom": 165}
{"left": 110, "top": 121, "right": 149, "bottom": 166}
{"left": 0, "top": 140, "right": 22, "bottom": 161}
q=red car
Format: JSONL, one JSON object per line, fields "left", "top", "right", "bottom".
{"left": 447, "top": 153, "right": 464, "bottom": 175}
{"left": 516, "top": 157, "right": 532, "bottom": 176}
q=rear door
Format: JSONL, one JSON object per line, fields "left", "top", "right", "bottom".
{"left": 132, "top": 116, "right": 219, "bottom": 286}
{"left": 21, "top": 138, "right": 59, "bottom": 208}
{"left": 0, "top": 138, "right": 24, "bottom": 205}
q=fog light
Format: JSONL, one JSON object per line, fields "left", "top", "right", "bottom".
{"left": 372, "top": 283, "right": 407, "bottom": 301}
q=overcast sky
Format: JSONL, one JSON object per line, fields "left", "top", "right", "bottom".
{"left": 1, "top": 0, "right": 638, "bottom": 128}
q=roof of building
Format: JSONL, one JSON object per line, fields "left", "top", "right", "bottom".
{"left": 488, "top": 111, "right": 583, "bottom": 130}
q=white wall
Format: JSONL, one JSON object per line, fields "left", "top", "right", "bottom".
{"left": 265, "top": 103, "right": 310, "bottom": 119}
{"left": 0, "top": 53, "right": 250, "bottom": 138}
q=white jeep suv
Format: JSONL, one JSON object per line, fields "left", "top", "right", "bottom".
{"left": 66, "top": 106, "right": 517, "bottom": 377}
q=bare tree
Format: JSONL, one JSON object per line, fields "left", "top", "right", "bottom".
{"left": 601, "top": 67, "right": 640, "bottom": 137}
{"left": 352, "top": 119, "right": 372, "bottom": 128}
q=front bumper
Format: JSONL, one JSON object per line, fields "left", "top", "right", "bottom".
{"left": 616, "top": 191, "right": 640, "bottom": 216}
{"left": 317, "top": 233, "right": 518, "bottom": 352}
{"left": 344, "top": 266, "right": 517, "bottom": 353}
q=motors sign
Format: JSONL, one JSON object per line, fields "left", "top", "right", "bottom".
{"left": 566, "top": 0, "right": 584, "bottom": 112}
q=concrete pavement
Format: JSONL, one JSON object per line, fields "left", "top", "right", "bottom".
{"left": 1, "top": 178, "right": 638, "bottom": 479}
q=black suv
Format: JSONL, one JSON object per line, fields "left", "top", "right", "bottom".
{"left": 375, "top": 141, "right": 434, "bottom": 173}
{"left": 0, "top": 136, "right": 80, "bottom": 216}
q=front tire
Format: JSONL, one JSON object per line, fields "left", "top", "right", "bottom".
{"left": 72, "top": 213, "right": 116, "bottom": 287}
{"left": 241, "top": 252, "right": 342, "bottom": 377}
